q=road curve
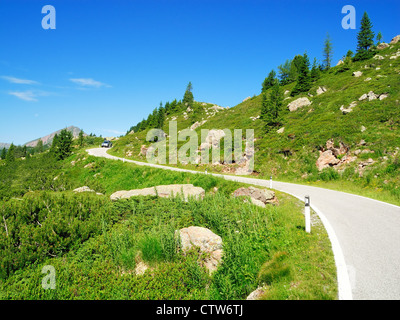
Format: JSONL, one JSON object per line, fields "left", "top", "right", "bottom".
{"left": 87, "top": 148, "right": 400, "bottom": 300}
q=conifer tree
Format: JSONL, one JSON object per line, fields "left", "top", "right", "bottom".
{"left": 1, "top": 147, "right": 6, "bottom": 160}
{"left": 53, "top": 129, "right": 73, "bottom": 160}
{"left": 157, "top": 103, "right": 165, "bottom": 129}
{"left": 277, "top": 60, "right": 292, "bottom": 85}
{"left": 5, "top": 143, "right": 15, "bottom": 164}
{"left": 262, "top": 70, "right": 277, "bottom": 92}
{"left": 376, "top": 31, "right": 383, "bottom": 44}
{"left": 290, "top": 53, "right": 311, "bottom": 96}
{"left": 78, "top": 130, "right": 84, "bottom": 147}
{"left": 354, "top": 12, "right": 375, "bottom": 61}
{"left": 310, "top": 58, "right": 320, "bottom": 82}
{"left": 36, "top": 139, "right": 44, "bottom": 153}
{"left": 183, "top": 82, "right": 194, "bottom": 107}
{"left": 323, "top": 33, "right": 333, "bottom": 70}
{"left": 261, "top": 82, "right": 284, "bottom": 131}
{"left": 50, "top": 134, "right": 59, "bottom": 155}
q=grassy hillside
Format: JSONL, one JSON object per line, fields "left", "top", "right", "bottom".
{"left": 0, "top": 147, "right": 337, "bottom": 300}
{"left": 110, "top": 40, "right": 400, "bottom": 205}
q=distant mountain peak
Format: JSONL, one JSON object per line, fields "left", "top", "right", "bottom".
{"left": 24, "top": 126, "right": 85, "bottom": 147}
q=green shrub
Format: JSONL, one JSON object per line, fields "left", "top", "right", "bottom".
{"left": 319, "top": 167, "right": 340, "bottom": 181}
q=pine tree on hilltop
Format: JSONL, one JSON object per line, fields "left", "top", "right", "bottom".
{"left": 354, "top": 12, "right": 375, "bottom": 61}
{"left": 376, "top": 31, "right": 383, "bottom": 45}
{"left": 262, "top": 70, "right": 277, "bottom": 93}
{"left": 323, "top": 33, "right": 333, "bottom": 70}
{"left": 183, "top": 82, "right": 194, "bottom": 107}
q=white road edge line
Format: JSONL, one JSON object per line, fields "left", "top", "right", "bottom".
{"left": 272, "top": 189, "right": 353, "bottom": 300}
{"left": 88, "top": 148, "right": 353, "bottom": 300}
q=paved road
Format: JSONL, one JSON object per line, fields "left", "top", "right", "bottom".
{"left": 88, "top": 148, "right": 400, "bottom": 300}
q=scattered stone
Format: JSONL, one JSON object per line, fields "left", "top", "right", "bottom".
{"left": 352, "top": 71, "right": 363, "bottom": 77}
{"left": 287, "top": 97, "right": 311, "bottom": 112}
{"left": 390, "top": 35, "right": 400, "bottom": 44}
{"left": 361, "top": 125, "right": 366, "bottom": 132}
{"left": 200, "top": 129, "right": 226, "bottom": 151}
{"left": 73, "top": 186, "right": 95, "bottom": 193}
{"left": 379, "top": 94, "right": 388, "bottom": 100}
{"left": 336, "top": 60, "right": 344, "bottom": 66}
{"left": 276, "top": 127, "right": 285, "bottom": 134}
{"left": 125, "top": 150, "right": 133, "bottom": 157}
{"left": 178, "top": 226, "right": 223, "bottom": 274}
{"left": 209, "top": 105, "right": 225, "bottom": 112}
{"left": 139, "top": 145, "right": 148, "bottom": 157}
{"left": 232, "top": 186, "right": 276, "bottom": 205}
{"left": 250, "top": 115, "right": 260, "bottom": 121}
{"left": 316, "top": 150, "right": 341, "bottom": 170}
{"left": 377, "top": 43, "right": 389, "bottom": 50}
{"left": 316, "top": 86, "right": 327, "bottom": 95}
{"left": 110, "top": 184, "right": 205, "bottom": 201}
{"left": 359, "top": 139, "right": 367, "bottom": 146}
{"left": 373, "top": 54, "right": 384, "bottom": 60}
{"left": 84, "top": 162, "right": 95, "bottom": 169}
{"left": 340, "top": 101, "right": 357, "bottom": 114}
{"left": 246, "top": 286, "right": 268, "bottom": 300}
{"left": 364, "top": 77, "right": 372, "bottom": 81}
{"left": 316, "top": 139, "right": 354, "bottom": 170}
{"left": 284, "top": 90, "right": 290, "bottom": 95}
{"left": 368, "top": 91, "right": 378, "bottom": 101}
{"left": 190, "top": 120, "right": 207, "bottom": 130}
{"left": 359, "top": 93, "right": 368, "bottom": 101}
{"left": 242, "top": 96, "right": 251, "bottom": 102}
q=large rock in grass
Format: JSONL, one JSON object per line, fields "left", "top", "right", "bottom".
{"left": 377, "top": 43, "right": 389, "bottom": 50}
{"left": 390, "top": 35, "right": 400, "bottom": 45}
{"left": 316, "top": 150, "right": 341, "bottom": 171}
{"left": 73, "top": 186, "right": 95, "bottom": 193}
{"left": 287, "top": 97, "right": 311, "bottom": 112}
{"left": 178, "top": 226, "right": 223, "bottom": 273}
{"left": 316, "top": 86, "right": 327, "bottom": 95}
{"left": 110, "top": 184, "right": 205, "bottom": 201}
{"left": 232, "top": 186, "right": 276, "bottom": 207}
{"left": 246, "top": 286, "right": 268, "bottom": 300}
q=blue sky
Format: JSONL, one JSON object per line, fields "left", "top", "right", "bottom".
{"left": 1, "top": 0, "right": 399, "bottom": 145}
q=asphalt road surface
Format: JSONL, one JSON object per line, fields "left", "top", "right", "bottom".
{"left": 88, "top": 147, "right": 400, "bottom": 300}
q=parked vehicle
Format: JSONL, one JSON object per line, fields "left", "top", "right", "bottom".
{"left": 101, "top": 140, "right": 112, "bottom": 148}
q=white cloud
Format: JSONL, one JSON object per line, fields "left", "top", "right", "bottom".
{"left": 69, "top": 78, "right": 110, "bottom": 88}
{"left": 1, "top": 76, "right": 39, "bottom": 85}
{"left": 8, "top": 91, "right": 38, "bottom": 101}
{"left": 8, "top": 90, "right": 51, "bottom": 102}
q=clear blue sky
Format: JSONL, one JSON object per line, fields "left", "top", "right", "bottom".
{"left": 1, "top": 0, "right": 399, "bottom": 145}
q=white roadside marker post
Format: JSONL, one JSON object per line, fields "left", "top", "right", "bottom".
{"left": 270, "top": 175, "right": 272, "bottom": 189}
{"left": 305, "top": 195, "right": 311, "bottom": 233}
